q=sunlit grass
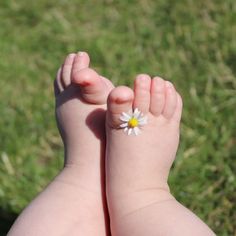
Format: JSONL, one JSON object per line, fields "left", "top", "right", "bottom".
{"left": 0, "top": 0, "right": 235, "bottom": 235}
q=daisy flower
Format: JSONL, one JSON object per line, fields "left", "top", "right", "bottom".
{"left": 119, "top": 108, "right": 148, "bottom": 136}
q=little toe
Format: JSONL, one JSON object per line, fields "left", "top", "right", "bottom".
{"left": 72, "top": 68, "right": 111, "bottom": 104}
{"left": 54, "top": 67, "right": 63, "bottom": 96}
{"left": 172, "top": 92, "right": 183, "bottom": 123}
{"left": 150, "top": 77, "right": 165, "bottom": 116}
{"left": 133, "top": 74, "right": 151, "bottom": 114}
{"left": 54, "top": 79, "right": 60, "bottom": 97}
{"left": 61, "top": 53, "right": 76, "bottom": 87}
{"left": 162, "top": 81, "right": 178, "bottom": 119}
{"left": 107, "top": 86, "right": 134, "bottom": 128}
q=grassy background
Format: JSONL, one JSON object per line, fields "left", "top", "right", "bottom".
{"left": 0, "top": 0, "right": 235, "bottom": 235}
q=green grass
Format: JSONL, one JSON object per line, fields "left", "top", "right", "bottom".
{"left": 0, "top": 0, "right": 235, "bottom": 235}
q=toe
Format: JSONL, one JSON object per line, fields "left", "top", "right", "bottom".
{"left": 150, "top": 77, "right": 165, "bottom": 116}
{"left": 162, "top": 81, "right": 178, "bottom": 119}
{"left": 71, "top": 51, "right": 90, "bottom": 79}
{"left": 172, "top": 92, "right": 183, "bottom": 123}
{"left": 107, "top": 86, "right": 134, "bottom": 128}
{"left": 71, "top": 51, "right": 112, "bottom": 104}
{"left": 133, "top": 74, "right": 151, "bottom": 114}
{"left": 72, "top": 68, "right": 111, "bottom": 104}
{"left": 61, "top": 53, "right": 76, "bottom": 87}
{"left": 100, "top": 75, "right": 114, "bottom": 91}
{"left": 54, "top": 79, "right": 60, "bottom": 97}
{"left": 54, "top": 67, "right": 63, "bottom": 96}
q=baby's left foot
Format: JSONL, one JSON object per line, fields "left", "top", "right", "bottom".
{"left": 106, "top": 74, "right": 182, "bottom": 197}
{"left": 105, "top": 75, "right": 214, "bottom": 235}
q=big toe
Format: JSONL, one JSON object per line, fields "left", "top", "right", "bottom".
{"left": 107, "top": 86, "right": 134, "bottom": 128}
{"left": 72, "top": 68, "right": 112, "bottom": 104}
{"left": 72, "top": 65, "right": 113, "bottom": 105}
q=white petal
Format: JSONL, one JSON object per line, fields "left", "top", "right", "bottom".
{"left": 128, "top": 128, "right": 132, "bottom": 135}
{"left": 134, "top": 127, "right": 140, "bottom": 136}
{"left": 138, "top": 116, "right": 148, "bottom": 125}
{"left": 133, "top": 108, "right": 141, "bottom": 118}
{"left": 139, "top": 120, "right": 147, "bottom": 126}
{"left": 136, "top": 113, "right": 143, "bottom": 119}
{"left": 127, "top": 109, "right": 133, "bottom": 116}
{"left": 120, "top": 115, "right": 130, "bottom": 122}
{"left": 138, "top": 113, "right": 145, "bottom": 119}
{"left": 120, "top": 122, "right": 128, "bottom": 128}
{"left": 124, "top": 127, "right": 128, "bottom": 132}
{"left": 122, "top": 112, "right": 131, "bottom": 119}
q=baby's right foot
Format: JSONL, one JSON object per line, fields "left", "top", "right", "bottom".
{"left": 106, "top": 75, "right": 215, "bottom": 235}
{"left": 8, "top": 52, "right": 113, "bottom": 236}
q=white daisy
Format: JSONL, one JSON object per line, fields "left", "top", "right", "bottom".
{"left": 119, "top": 108, "right": 148, "bottom": 136}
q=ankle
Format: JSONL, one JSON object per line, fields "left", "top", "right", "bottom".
{"left": 55, "top": 165, "right": 104, "bottom": 195}
{"left": 108, "top": 184, "right": 174, "bottom": 218}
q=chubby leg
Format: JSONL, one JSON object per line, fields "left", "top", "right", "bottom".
{"left": 105, "top": 75, "right": 215, "bottom": 235}
{"left": 8, "top": 52, "right": 113, "bottom": 236}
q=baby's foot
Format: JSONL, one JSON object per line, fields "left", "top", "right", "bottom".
{"left": 106, "top": 74, "right": 181, "bottom": 198}
{"left": 106, "top": 75, "right": 214, "bottom": 235}
{"left": 54, "top": 52, "right": 113, "bottom": 235}
{"left": 55, "top": 52, "right": 113, "bottom": 160}
{"left": 8, "top": 53, "right": 114, "bottom": 236}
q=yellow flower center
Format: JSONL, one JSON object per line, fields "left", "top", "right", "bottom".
{"left": 128, "top": 118, "right": 139, "bottom": 128}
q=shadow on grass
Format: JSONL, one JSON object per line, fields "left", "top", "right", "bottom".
{"left": 0, "top": 209, "right": 18, "bottom": 236}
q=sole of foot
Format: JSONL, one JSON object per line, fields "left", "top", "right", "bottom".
{"left": 8, "top": 52, "right": 114, "bottom": 236}
{"left": 106, "top": 74, "right": 215, "bottom": 236}
{"left": 106, "top": 74, "right": 182, "bottom": 193}
{"left": 54, "top": 52, "right": 114, "bottom": 235}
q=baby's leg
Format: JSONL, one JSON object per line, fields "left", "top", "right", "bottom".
{"left": 105, "top": 75, "right": 215, "bottom": 235}
{"left": 8, "top": 52, "right": 113, "bottom": 236}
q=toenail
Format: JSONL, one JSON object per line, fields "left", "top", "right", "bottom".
{"left": 153, "top": 76, "right": 163, "bottom": 82}
{"left": 119, "top": 108, "right": 148, "bottom": 136}
{"left": 68, "top": 53, "right": 75, "bottom": 58}
{"left": 137, "top": 75, "right": 148, "bottom": 81}
{"left": 78, "top": 51, "right": 85, "bottom": 57}
{"left": 165, "top": 81, "right": 173, "bottom": 88}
